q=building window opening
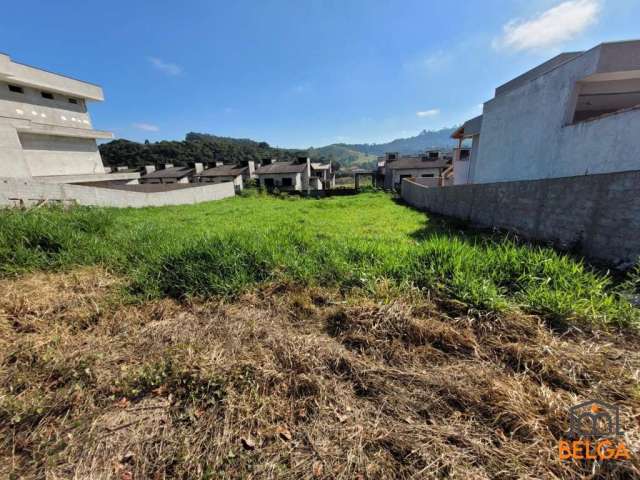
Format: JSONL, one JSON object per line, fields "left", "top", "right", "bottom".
{"left": 41, "top": 91, "right": 54, "bottom": 100}
{"left": 282, "top": 177, "right": 293, "bottom": 187}
{"left": 8, "top": 84, "right": 24, "bottom": 94}
{"left": 572, "top": 78, "right": 640, "bottom": 123}
{"left": 68, "top": 98, "right": 78, "bottom": 104}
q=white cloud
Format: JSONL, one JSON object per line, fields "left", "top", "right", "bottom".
{"left": 493, "top": 0, "right": 600, "bottom": 52}
{"left": 148, "top": 57, "right": 183, "bottom": 76}
{"left": 132, "top": 122, "right": 159, "bottom": 132}
{"left": 416, "top": 109, "right": 440, "bottom": 117}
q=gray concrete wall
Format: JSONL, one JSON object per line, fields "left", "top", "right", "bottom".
{"left": 18, "top": 133, "right": 104, "bottom": 177}
{"left": 0, "top": 178, "right": 235, "bottom": 208}
{"left": 401, "top": 171, "right": 640, "bottom": 267}
{"left": 473, "top": 45, "right": 640, "bottom": 184}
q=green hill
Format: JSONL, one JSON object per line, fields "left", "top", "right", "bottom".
{"left": 307, "top": 144, "right": 378, "bottom": 170}
{"left": 99, "top": 133, "right": 375, "bottom": 171}
{"left": 98, "top": 128, "right": 458, "bottom": 171}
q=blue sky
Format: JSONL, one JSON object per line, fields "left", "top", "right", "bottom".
{"left": 2, "top": 0, "right": 639, "bottom": 148}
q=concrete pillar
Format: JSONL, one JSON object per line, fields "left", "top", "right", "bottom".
{"left": 247, "top": 160, "right": 256, "bottom": 178}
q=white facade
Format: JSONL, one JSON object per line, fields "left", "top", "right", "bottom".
{"left": 255, "top": 158, "right": 329, "bottom": 192}
{"left": 462, "top": 40, "right": 640, "bottom": 184}
{"left": 258, "top": 171, "right": 303, "bottom": 190}
{"left": 390, "top": 167, "right": 440, "bottom": 187}
{"left": 0, "top": 54, "right": 112, "bottom": 180}
{"left": 382, "top": 152, "right": 451, "bottom": 189}
{"left": 199, "top": 174, "right": 243, "bottom": 191}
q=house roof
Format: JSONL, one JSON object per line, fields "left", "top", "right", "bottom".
{"left": 388, "top": 156, "right": 451, "bottom": 170}
{"left": 0, "top": 53, "right": 104, "bottom": 101}
{"left": 451, "top": 115, "right": 483, "bottom": 139}
{"left": 495, "top": 52, "right": 582, "bottom": 97}
{"left": 493, "top": 40, "right": 640, "bottom": 98}
{"left": 197, "top": 164, "right": 246, "bottom": 177}
{"left": 142, "top": 166, "right": 193, "bottom": 179}
{"left": 255, "top": 162, "right": 307, "bottom": 174}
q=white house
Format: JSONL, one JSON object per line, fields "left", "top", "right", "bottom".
{"left": 255, "top": 157, "right": 327, "bottom": 191}
{"left": 382, "top": 151, "right": 451, "bottom": 190}
{"left": 456, "top": 40, "right": 640, "bottom": 184}
{"left": 195, "top": 161, "right": 256, "bottom": 192}
{"left": 311, "top": 162, "right": 336, "bottom": 189}
{"left": 0, "top": 53, "right": 114, "bottom": 181}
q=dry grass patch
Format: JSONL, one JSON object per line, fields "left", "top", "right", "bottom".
{"left": 1, "top": 268, "right": 639, "bottom": 479}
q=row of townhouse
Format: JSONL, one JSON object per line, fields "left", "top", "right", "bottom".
{"left": 136, "top": 157, "right": 335, "bottom": 193}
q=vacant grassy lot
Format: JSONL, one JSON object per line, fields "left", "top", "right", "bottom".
{"left": 1, "top": 193, "right": 639, "bottom": 479}
{"left": 0, "top": 192, "right": 637, "bottom": 326}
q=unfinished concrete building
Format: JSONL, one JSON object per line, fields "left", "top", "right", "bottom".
{"left": 455, "top": 40, "right": 640, "bottom": 184}
{"left": 0, "top": 53, "right": 114, "bottom": 181}
{"left": 382, "top": 151, "right": 452, "bottom": 190}
{"left": 195, "top": 161, "right": 256, "bottom": 192}
{"left": 255, "top": 157, "right": 321, "bottom": 192}
{"left": 311, "top": 162, "right": 336, "bottom": 189}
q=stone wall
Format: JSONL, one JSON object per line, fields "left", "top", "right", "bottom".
{"left": 0, "top": 178, "right": 235, "bottom": 208}
{"left": 401, "top": 171, "right": 640, "bottom": 267}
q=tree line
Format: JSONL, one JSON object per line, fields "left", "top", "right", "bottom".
{"left": 98, "top": 132, "right": 339, "bottom": 169}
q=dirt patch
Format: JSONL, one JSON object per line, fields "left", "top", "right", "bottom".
{"left": 1, "top": 269, "right": 639, "bottom": 479}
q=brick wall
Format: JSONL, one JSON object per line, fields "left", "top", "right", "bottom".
{"left": 401, "top": 171, "right": 640, "bottom": 267}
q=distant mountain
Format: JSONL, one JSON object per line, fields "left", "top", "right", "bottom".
{"left": 339, "top": 127, "right": 458, "bottom": 157}
{"left": 307, "top": 144, "right": 378, "bottom": 169}
{"left": 99, "top": 128, "right": 459, "bottom": 171}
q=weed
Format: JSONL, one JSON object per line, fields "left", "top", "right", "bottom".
{"left": 0, "top": 193, "right": 636, "bottom": 326}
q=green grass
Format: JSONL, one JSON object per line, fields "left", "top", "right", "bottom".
{"left": 0, "top": 192, "right": 636, "bottom": 326}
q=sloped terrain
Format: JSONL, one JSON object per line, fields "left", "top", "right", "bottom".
{"left": 1, "top": 269, "right": 638, "bottom": 479}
